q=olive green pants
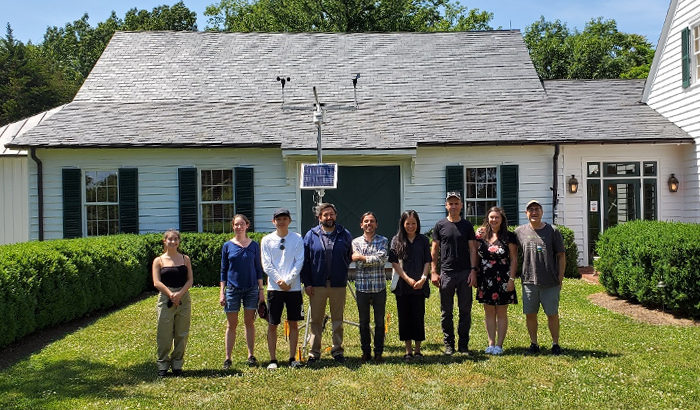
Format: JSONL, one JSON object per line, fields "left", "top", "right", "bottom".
{"left": 156, "top": 288, "right": 191, "bottom": 371}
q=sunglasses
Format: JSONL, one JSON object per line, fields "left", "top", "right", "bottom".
{"left": 279, "top": 237, "right": 285, "bottom": 250}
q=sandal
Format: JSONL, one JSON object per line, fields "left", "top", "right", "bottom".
{"left": 403, "top": 353, "right": 414, "bottom": 362}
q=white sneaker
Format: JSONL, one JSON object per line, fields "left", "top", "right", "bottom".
{"left": 492, "top": 346, "right": 503, "bottom": 355}
{"left": 267, "top": 362, "right": 278, "bottom": 370}
{"left": 485, "top": 346, "right": 495, "bottom": 354}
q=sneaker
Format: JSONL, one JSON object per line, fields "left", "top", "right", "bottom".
{"left": 158, "top": 369, "right": 168, "bottom": 377}
{"left": 457, "top": 346, "right": 470, "bottom": 356}
{"left": 524, "top": 343, "right": 540, "bottom": 356}
{"left": 403, "top": 353, "right": 414, "bottom": 363}
{"left": 223, "top": 359, "right": 232, "bottom": 370}
{"left": 551, "top": 344, "right": 562, "bottom": 356}
{"left": 307, "top": 356, "right": 318, "bottom": 365}
{"left": 485, "top": 346, "right": 495, "bottom": 354}
{"left": 172, "top": 369, "right": 183, "bottom": 377}
{"left": 267, "top": 360, "right": 278, "bottom": 370}
{"left": 492, "top": 346, "right": 503, "bottom": 355}
{"left": 246, "top": 356, "right": 258, "bottom": 366}
{"left": 444, "top": 345, "right": 455, "bottom": 355}
{"left": 333, "top": 354, "right": 346, "bottom": 364}
{"left": 374, "top": 354, "right": 384, "bottom": 364}
{"left": 360, "top": 353, "right": 372, "bottom": 364}
{"left": 289, "top": 359, "right": 304, "bottom": 369}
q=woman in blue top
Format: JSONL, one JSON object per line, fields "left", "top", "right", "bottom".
{"left": 220, "top": 214, "right": 264, "bottom": 369}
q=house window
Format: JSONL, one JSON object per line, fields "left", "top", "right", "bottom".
{"left": 464, "top": 167, "right": 498, "bottom": 225}
{"left": 200, "top": 169, "right": 235, "bottom": 233}
{"left": 85, "top": 170, "right": 119, "bottom": 236}
{"left": 694, "top": 25, "right": 700, "bottom": 83}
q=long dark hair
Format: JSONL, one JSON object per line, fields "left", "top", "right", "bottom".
{"left": 394, "top": 210, "right": 421, "bottom": 260}
{"left": 479, "top": 206, "right": 509, "bottom": 242}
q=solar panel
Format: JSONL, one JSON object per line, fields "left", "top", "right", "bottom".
{"left": 300, "top": 163, "right": 338, "bottom": 189}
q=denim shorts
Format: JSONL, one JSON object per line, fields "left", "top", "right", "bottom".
{"left": 224, "top": 286, "right": 259, "bottom": 313}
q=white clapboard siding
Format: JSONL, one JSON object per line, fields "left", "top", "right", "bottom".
{"left": 0, "top": 157, "right": 29, "bottom": 245}
{"left": 412, "top": 145, "right": 557, "bottom": 230}
{"left": 560, "top": 143, "right": 690, "bottom": 264}
{"left": 645, "top": 0, "right": 700, "bottom": 214}
{"left": 28, "top": 148, "right": 294, "bottom": 240}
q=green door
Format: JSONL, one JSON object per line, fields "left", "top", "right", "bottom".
{"left": 301, "top": 166, "right": 401, "bottom": 240}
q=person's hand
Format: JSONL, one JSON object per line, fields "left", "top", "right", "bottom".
{"left": 413, "top": 276, "right": 426, "bottom": 290}
{"left": 305, "top": 286, "right": 314, "bottom": 297}
{"left": 351, "top": 252, "right": 363, "bottom": 262}
{"left": 170, "top": 292, "right": 182, "bottom": 306}
{"left": 506, "top": 279, "right": 515, "bottom": 293}
{"left": 468, "top": 270, "right": 477, "bottom": 287}
{"left": 431, "top": 272, "right": 440, "bottom": 287}
{"left": 276, "top": 279, "right": 291, "bottom": 292}
{"left": 258, "top": 288, "right": 265, "bottom": 302}
{"left": 219, "top": 292, "right": 226, "bottom": 307}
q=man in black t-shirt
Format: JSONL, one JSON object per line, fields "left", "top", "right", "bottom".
{"left": 431, "top": 191, "right": 478, "bottom": 355}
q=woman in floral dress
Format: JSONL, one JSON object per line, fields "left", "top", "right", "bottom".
{"left": 475, "top": 206, "right": 518, "bottom": 355}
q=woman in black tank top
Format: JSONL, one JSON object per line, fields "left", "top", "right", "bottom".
{"left": 152, "top": 229, "right": 193, "bottom": 377}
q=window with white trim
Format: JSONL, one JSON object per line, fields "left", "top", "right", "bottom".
{"left": 85, "top": 170, "right": 119, "bottom": 236}
{"left": 200, "top": 169, "right": 235, "bottom": 233}
{"left": 693, "top": 25, "right": 700, "bottom": 83}
{"left": 464, "top": 166, "right": 498, "bottom": 225}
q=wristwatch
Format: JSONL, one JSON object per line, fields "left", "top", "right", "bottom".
{"left": 471, "top": 266, "right": 478, "bottom": 271}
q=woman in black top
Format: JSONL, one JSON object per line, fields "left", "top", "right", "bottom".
{"left": 388, "top": 210, "right": 432, "bottom": 362}
{"left": 152, "top": 229, "right": 194, "bottom": 377}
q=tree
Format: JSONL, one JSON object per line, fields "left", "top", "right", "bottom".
{"left": 0, "top": 24, "right": 77, "bottom": 126}
{"left": 203, "top": 0, "right": 493, "bottom": 32}
{"left": 524, "top": 16, "right": 654, "bottom": 80}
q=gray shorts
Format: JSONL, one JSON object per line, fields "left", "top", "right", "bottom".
{"left": 522, "top": 284, "right": 560, "bottom": 316}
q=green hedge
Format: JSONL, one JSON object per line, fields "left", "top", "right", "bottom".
{"left": 595, "top": 220, "right": 700, "bottom": 318}
{"left": 0, "top": 231, "right": 269, "bottom": 348}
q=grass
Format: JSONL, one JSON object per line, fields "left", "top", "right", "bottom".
{"left": 1, "top": 279, "right": 699, "bottom": 409}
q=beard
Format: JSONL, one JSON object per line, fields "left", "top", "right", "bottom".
{"left": 321, "top": 219, "right": 336, "bottom": 229}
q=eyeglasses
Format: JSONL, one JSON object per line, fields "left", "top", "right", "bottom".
{"left": 279, "top": 237, "right": 285, "bottom": 250}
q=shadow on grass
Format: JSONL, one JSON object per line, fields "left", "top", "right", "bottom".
{"left": 0, "top": 292, "right": 156, "bottom": 371}
{"left": 0, "top": 358, "right": 247, "bottom": 407}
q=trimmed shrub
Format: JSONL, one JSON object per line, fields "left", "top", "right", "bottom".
{"left": 0, "top": 231, "right": 271, "bottom": 348}
{"left": 595, "top": 220, "right": 700, "bottom": 318}
{"left": 0, "top": 235, "right": 149, "bottom": 348}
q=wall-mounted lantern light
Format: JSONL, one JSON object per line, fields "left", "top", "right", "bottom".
{"left": 668, "top": 173, "right": 679, "bottom": 193}
{"left": 567, "top": 174, "right": 579, "bottom": 194}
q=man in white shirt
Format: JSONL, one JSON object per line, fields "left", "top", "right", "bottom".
{"left": 261, "top": 208, "right": 305, "bottom": 369}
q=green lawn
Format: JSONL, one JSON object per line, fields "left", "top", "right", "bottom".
{"left": 1, "top": 280, "right": 699, "bottom": 409}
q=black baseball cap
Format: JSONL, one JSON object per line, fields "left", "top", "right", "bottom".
{"left": 273, "top": 208, "right": 291, "bottom": 218}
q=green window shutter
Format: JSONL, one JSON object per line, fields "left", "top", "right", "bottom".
{"left": 445, "top": 165, "right": 464, "bottom": 195}
{"left": 62, "top": 168, "right": 82, "bottom": 239}
{"left": 499, "top": 165, "right": 519, "bottom": 226}
{"left": 682, "top": 27, "right": 691, "bottom": 89}
{"left": 118, "top": 168, "right": 139, "bottom": 234}
{"left": 178, "top": 168, "right": 198, "bottom": 232}
{"left": 235, "top": 167, "right": 255, "bottom": 231}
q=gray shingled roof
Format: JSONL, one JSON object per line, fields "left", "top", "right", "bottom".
{"left": 8, "top": 31, "right": 691, "bottom": 149}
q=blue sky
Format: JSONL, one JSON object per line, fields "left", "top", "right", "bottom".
{"left": 2, "top": 0, "right": 670, "bottom": 46}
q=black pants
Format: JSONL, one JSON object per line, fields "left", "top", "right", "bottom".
{"left": 356, "top": 289, "right": 387, "bottom": 356}
{"left": 439, "top": 271, "right": 473, "bottom": 349}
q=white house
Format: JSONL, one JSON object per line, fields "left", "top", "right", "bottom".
{"left": 6, "top": 31, "right": 693, "bottom": 265}
{"left": 643, "top": 0, "right": 700, "bottom": 221}
{"left": 0, "top": 106, "right": 64, "bottom": 245}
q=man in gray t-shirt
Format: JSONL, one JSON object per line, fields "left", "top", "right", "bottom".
{"left": 514, "top": 200, "right": 566, "bottom": 356}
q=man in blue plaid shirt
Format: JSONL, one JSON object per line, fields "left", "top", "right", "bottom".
{"left": 351, "top": 212, "right": 388, "bottom": 364}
